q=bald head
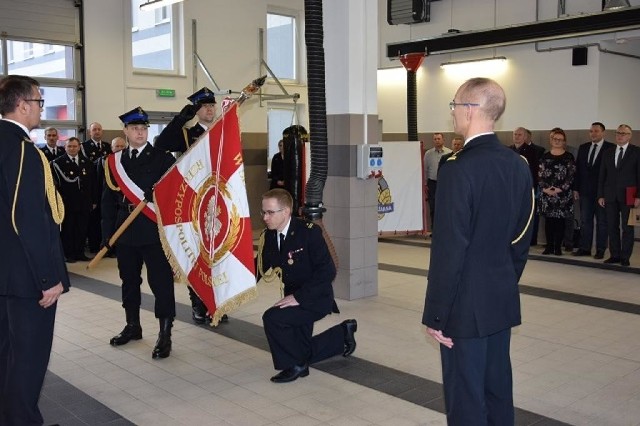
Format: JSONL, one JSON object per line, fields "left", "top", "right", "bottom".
{"left": 111, "top": 136, "right": 127, "bottom": 153}
{"left": 452, "top": 78, "right": 506, "bottom": 139}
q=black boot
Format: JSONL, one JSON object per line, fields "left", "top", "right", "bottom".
{"left": 188, "top": 287, "right": 208, "bottom": 324}
{"left": 110, "top": 309, "right": 142, "bottom": 346}
{"left": 152, "top": 318, "right": 173, "bottom": 359}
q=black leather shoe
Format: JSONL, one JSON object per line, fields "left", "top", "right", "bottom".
{"left": 192, "top": 306, "right": 207, "bottom": 324}
{"left": 270, "top": 364, "right": 309, "bottom": 383}
{"left": 220, "top": 314, "right": 229, "bottom": 323}
{"left": 541, "top": 248, "right": 552, "bottom": 255}
{"left": 553, "top": 248, "right": 562, "bottom": 256}
{"left": 110, "top": 324, "right": 142, "bottom": 346}
{"left": 604, "top": 257, "right": 621, "bottom": 264}
{"left": 594, "top": 250, "right": 605, "bottom": 260}
{"left": 621, "top": 259, "right": 630, "bottom": 267}
{"left": 572, "top": 249, "right": 591, "bottom": 256}
{"left": 342, "top": 319, "right": 358, "bottom": 357}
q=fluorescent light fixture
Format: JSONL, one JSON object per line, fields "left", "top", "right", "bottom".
{"left": 440, "top": 56, "right": 508, "bottom": 77}
{"left": 140, "top": 0, "right": 183, "bottom": 11}
{"left": 603, "top": 0, "right": 631, "bottom": 10}
{"left": 440, "top": 56, "right": 507, "bottom": 69}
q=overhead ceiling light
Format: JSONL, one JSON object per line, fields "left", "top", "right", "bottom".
{"left": 603, "top": 0, "right": 631, "bottom": 10}
{"left": 440, "top": 56, "right": 508, "bottom": 77}
{"left": 140, "top": 0, "right": 183, "bottom": 12}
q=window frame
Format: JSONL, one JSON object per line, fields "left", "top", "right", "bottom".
{"left": 128, "top": 0, "right": 184, "bottom": 76}
{"left": 265, "top": 8, "right": 302, "bottom": 84}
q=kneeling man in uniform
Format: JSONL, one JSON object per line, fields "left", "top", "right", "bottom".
{"left": 258, "top": 189, "right": 357, "bottom": 383}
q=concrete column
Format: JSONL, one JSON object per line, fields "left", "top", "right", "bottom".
{"left": 323, "top": 0, "right": 379, "bottom": 300}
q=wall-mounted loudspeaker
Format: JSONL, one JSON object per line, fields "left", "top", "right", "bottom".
{"left": 572, "top": 47, "right": 588, "bottom": 66}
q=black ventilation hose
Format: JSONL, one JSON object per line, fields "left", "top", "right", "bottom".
{"left": 303, "top": 0, "right": 329, "bottom": 221}
{"left": 407, "top": 70, "right": 418, "bottom": 141}
{"left": 282, "top": 125, "right": 308, "bottom": 217}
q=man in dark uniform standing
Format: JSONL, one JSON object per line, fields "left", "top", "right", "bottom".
{"left": 82, "top": 122, "right": 112, "bottom": 254}
{"left": 423, "top": 78, "right": 534, "bottom": 425}
{"left": 52, "top": 137, "right": 97, "bottom": 263}
{"left": 0, "top": 75, "right": 70, "bottom": 426}
{"left": 40, "top": 126, "right": 65, "bottom": 162}
{"left": 102, "top": 107, "right": 177, "bottom": 359}
{"left": 258, "top": 189, "right": 357, "bottom": 383}
{"left": 154, "top": 87, "right": 221, "bottom": 324}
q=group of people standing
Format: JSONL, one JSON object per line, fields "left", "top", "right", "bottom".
{"left": 514, "top": 123, "right": 639, "bottom": 266}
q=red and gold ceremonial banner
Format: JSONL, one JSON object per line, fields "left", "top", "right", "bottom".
{"left": 154, "top": 103, "right": 256, "bottom": 325}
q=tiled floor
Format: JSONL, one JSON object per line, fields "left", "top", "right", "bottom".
{"left": 42, "top": 238, "right": 640, "bottom": 425}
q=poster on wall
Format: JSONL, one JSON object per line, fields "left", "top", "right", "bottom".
{"left": 377, "top": 141, "right": 423, "bottom": 234}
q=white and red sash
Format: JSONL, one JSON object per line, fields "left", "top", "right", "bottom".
{"left": 106, "top": 151, "right": 157, "bottom": 222}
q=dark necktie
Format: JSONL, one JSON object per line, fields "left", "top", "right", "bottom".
{"left": 131, "top": 149, "right": 138, "bottom": 160}
{"left": 616, "top": 147, "right": 624, "bottom": 168}
{"left": 279, "top": 233, "right": 285, "bottom": 254}
{"left": 588, "top": 143, "right": 597, "bottom": 166}
{"left": 72, "top": 157, "right": 77, "bottom": 165}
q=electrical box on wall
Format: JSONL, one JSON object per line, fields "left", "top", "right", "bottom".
{"left": 357, "top": 144, "right": 383, "bottom": 179}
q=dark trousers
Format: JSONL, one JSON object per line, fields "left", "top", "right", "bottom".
{"left": 262, "top": 306, "right": 343, "bottom": 370}
{"left": 116, "top": 243, "right": 176, "bottom": 318}
{"left": 427, "top": 179, "right": 438, "bottom": 229}
{"left": 441, "top": 328, "right": 513, "bottom": 426}
{"left": 0, "top": 296, "right": 57, "bottom": 426}
{"left": 579, "top": 195, "right": 608, "bottom": 252}
{"left": 605, "top": 199, "right": 634, "bottom": 261}
{"left": 544, "top": 217, "right": 566, "bottom": 250}
{"left": 61, "top": 209, "right": 90, "bottom": 259}
{"left": 87, "top": 206, "right": 102, "bottom": 252}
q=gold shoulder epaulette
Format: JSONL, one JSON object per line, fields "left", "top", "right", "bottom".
{"left": 104, "top": 158, "right": 121, "bottom": 192}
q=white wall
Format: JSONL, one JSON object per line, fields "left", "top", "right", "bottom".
{"left": 378, "top": 0, "right": 640, "bottom": 135}
{"left": 83, "top": 0, "right": 307, "bottom": 132}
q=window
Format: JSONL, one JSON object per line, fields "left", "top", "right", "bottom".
{"left": 7, "top": 41, "right": 74, "bottom": 79}
{"left": 266, "top": 12, "right": 297, "bottom": 81}
{"left": 131, "top": 0, "right": 182, "bottom": 73}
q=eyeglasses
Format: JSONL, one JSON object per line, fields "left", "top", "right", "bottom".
{"left": 260, "top": 208, "right": 284, "bottom": 217}
{"left": 551, "top": 137, "right": 566, "bottom": 142}
{"left": 24, "top": 99, "right": 45, "bottom": 108}
{"left": 615, "top": 131, "right": 631, "bottom": 136}
{"left": 449, "top": 101, "right": 480, "bottom": 111}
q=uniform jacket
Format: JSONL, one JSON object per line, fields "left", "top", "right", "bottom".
{"left": 422, "top": 133, "right": 533, "bottom": 338}
{"left": 574, "top": 140, "right": 615, "bottom": 197}
{"left": 270, "top": 152, "right": 285, "bottom": 189}
{"left": 154, "top": 114, "right": 205, "bottom": 153}
{"left": 51, "top": 154, "right": 98, "bottom": 212}
{"left": 598, "top": 143, "right": 640, "bottom": 203}
{"left": 40, "top": 145, "right": 64, "bottom": 162}
{"left": 0, "top": 120, "right": 70, "bottom": 297}
{"left": 258, "top": 217, "right": 337, "bottom": 315}
{"left": 101, "top": 144, "right": 175, "bottom": 246}
{"left": 81, "top": 139, "right": 112, "bottom": 163}
{"left": 509, "top": 142, "right": 542, "bottom": 187}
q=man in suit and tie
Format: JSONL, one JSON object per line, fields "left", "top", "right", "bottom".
{"left": 423, "top": 77, "right": 534, "bottom": 425}
{"left": 40, "top": 127, "right": 64, "bottom": 162}
{"left": 598, "top": 124, "right": 640, "bottom": 266}
{"left": 573, "top": 122, "right": 614, "bottom": 259}
{"left": 0, "top": 74, "right": 70, "bottom": 426}
{"left": 258, "top": 189, "right": 357, "bottom": 383}
{"left": 154, "top": 87, "right": 220, "bottom": 324}
{"left": 52, "top": 137, "right": 97, "bottom": 262}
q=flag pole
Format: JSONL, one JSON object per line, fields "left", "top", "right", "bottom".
{"left": 87, "top": 75, "right": 267, "bottom": 271}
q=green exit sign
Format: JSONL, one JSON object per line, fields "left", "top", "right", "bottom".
{"left": 156, "top": 88, "right": 176, "bottom": 97}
